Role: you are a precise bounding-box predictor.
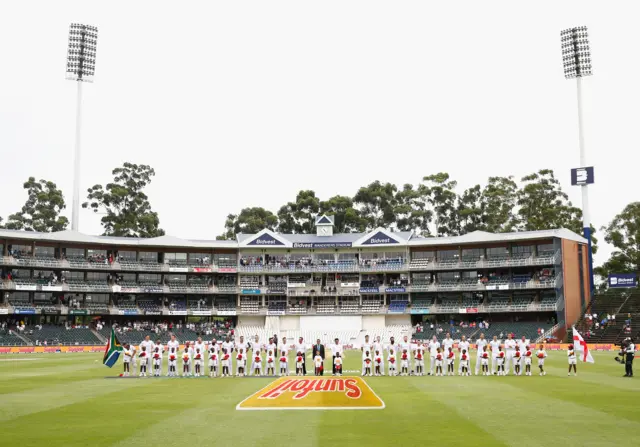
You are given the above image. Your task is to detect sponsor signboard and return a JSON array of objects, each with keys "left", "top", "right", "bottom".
[
  {"left": 385, "top": 287, "right": 406, "bottom": 293},
  {"left": 608, "top": 273, "right": 637, "bottom": 289},
  {"left": 14, "top": 309, "right": 36, "bottom": 314},
  {"left": 267, "top": 310, "right": 286, "bottom": 316},
  {"left": 41, "top": 285, "right": 63, "bottom": 292},
  {"left": 247, "top": 233, "right": 285, "bottom": 246},
  {"left": 466, "top": 307, "right": 478, "bottom": 314},
  {"left": 218, "top": 268, "right": 237, "bottom": 273},
  {"left": 217, "top": 310, "right": 237, "bottom": 316},
  {"left": 292, "top": 242, "right": 353, "bottom": 249},
  {"left": 168, "top": 310, "right": 187, "bottom": 316},
  {"left": 361, "top": 231, "right": 399, "bottom": 246},
  {"left": 191, "top": 310, "right": 212, "bottom": 316},
  {"left": 458, "top": 308, "right": 467, "bottom": 314},
  {"left": 145, "top": 311, "right": 162, "bottom": 316},
  {"left": 236, "top": 377, "right": 384, "bottom": 411},
  {"left": 340, "top": 282, "right": 359, "bottom": 288},
  {"left": 241, "top": 289, "right": 261, "bottom": 295},
  {"left": 570, "top": 166, "right": 595, "bottom": 186},
  {"left": 287, "top": 283, "right": 306, "bottom": 288},
  {"left": 118, "top": 310, "right": 139, "bottom": 316},
  {"left": 359, "top": 287, "right": 380, "bottom": 294},
  {"left": 15, "top": 284, "right": 37, "bottom": 291},
  {"left": 410, "top": 309, "right": 430, "bottom": 314},
  {"left": 169, "top": 267, "right": 189, "bottom": 273},
  {"left": 0, "top": 308, "right": 9, "bottom": 315},
  {"left": 192, "top": 267, "right": 212, "bottom": 273},
  {"left": 69, "top": 309, "right": 89, "bottom": 315}
]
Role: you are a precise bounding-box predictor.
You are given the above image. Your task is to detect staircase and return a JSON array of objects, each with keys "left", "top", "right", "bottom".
[
  {"left": 14, "top": 331, "right": 33, "bottom": 346},
  {"left": 92, "top": 328, "right": 107, "bottom": 344}
]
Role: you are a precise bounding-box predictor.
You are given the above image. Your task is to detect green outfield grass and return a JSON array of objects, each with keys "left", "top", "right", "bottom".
[{"left": 0, "top": 351, "right": 638, "bottom": 447}]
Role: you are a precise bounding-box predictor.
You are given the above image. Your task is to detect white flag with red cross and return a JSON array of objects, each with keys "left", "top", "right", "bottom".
[{"left": 572, "top": 327, "right": 594, "bottom": 363}]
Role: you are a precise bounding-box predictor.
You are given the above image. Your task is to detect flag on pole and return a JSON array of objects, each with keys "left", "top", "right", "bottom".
[
  {"left": 572, "top": 327, "right": 594, "bottom": 363},
  {"left": 103, "top": 328, "right": 124, "bottom": 368}
]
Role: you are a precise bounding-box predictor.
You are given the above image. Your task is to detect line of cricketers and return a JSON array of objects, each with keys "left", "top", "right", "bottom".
[{"left": 120, "top": 332, "right": 551, "bottom": 378}]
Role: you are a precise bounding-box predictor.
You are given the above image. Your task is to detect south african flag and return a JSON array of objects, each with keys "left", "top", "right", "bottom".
[{"left": 103, "top": 328, "right": 123, "bottom": 368}]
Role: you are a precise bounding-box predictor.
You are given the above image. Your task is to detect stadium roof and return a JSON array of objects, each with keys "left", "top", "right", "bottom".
[
  {"left": 407, "top": 229, "right": 587, "bottom": 246},
  {"left": 0, "top": 228, "right": 586, "bottom": 249}
]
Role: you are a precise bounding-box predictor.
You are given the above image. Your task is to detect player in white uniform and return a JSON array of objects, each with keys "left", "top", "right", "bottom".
[
  {"left": 152, "top": 346, "right": 163, "bottom": 377},
  {"left": 193, "top": 346, "right": 204, "bottom": 377},
  {"left": 139, "top": 336, "right": 155, "bottom": 377},
  {"left": 414, "top": 342, "right": 426, "bottom": 376},
  {"left": 266, "top": 348, "right": 276, "bottom": 376},
  {"left": 567, "top": 343, "right": 577, "bottom": 376},
  {"left": 386, "top": 337, "right": 398, "bottom": 376},
  {"left": 523, "top": 346, "right": 533, "bottom": 376},
  {"left": 252, "top": 349, "right": 262, "bottom": 376},
  {"left": 480, "top": 345, "right": 490, "bottom": 375},
  {"left": 182, "top": 346, "right": 191, "bottom": 377},
  {"left": 428, "top": 336, "right": 440, "bottom": 376},
  {"left": 361, "top": 335, "right": 373, "bottom": 376},
  {"left": 504, "top": 334, "right": 516, "bottom": 375},
  {"left": 167, "top": 345, "right": 178, "bottom": 377},
  {"left": 373, "top": 336, "right": 385, "bottom": 376},
  {"left": 388, "top": 347, "right": 397, "bottom": 376},
  {"left": 266, "top": 338, "right": 277, "bottom": 361},
  {"left": 295, "top": 337, "right": 307, "bottom": 376},
  {"left": 330, "top": 338, "right": 345, "bottom": 376},
  {"left": 221, "top": 348, "right": 231, "bottom": 377},
  {"left": 250, "top": 335, "right": 262, "bottom": 376},
  {"left": 489, "top": 336, "right": 501, "bottom": 375},
  {"left": 435, "top": 348, "right": 444, "bottom": 376},
  {"left": 166, "top": 335, "right": 180, "bottom": 377},
  {"left": 235, "top": 336, "right": 249, "bottom": 377},
  {"left": 122, "top": 344, "right": 132, "bottom": 376},
  {"left": 536, "top": 344, "right": 547, "bottom": 376},
  {"left": 236, "top": 348, "right": 246, "bottom": 377},
  {"left": 513, "top": 345, "right": 522, "bottom": 376},
  {"left": 517, "top": 336, "right": 528, "bottom": 355},
  {"left": 279, "top": 337, "right": 290, "bottom": 376},
  {"left": 442, "top": 333, "right": 454, "bottom": 358},
  {"left": 475, "top": 333, "right": 488, "bottom": 375},
  {"left": 458, "top": 336, "right": 470, "bottom": 375},
  {"left": 399, "top": 335, "right": 413, "bottom": 375},
  {"left": 446, "top": 347, "right": 455, "bottom": 376},
  {"left": 208, "top": 340, "right": 219, "bottom": 377}
]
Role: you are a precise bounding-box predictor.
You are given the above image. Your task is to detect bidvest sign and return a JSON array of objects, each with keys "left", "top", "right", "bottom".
[
  {"left": 361, "top": 232, "right": 399, "bottom": 245},
  {"left": 247, "top": 234, "right": 284, "bottom": 246}
]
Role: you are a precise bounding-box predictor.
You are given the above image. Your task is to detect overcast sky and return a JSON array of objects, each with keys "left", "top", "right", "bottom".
[{"left": 0, "top": 1, "right": 637, "bottom": 265}]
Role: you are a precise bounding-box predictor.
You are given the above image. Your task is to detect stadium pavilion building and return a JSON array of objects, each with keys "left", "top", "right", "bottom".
[{"left": 0, "top": 216, "right": 590, "bottom": 343}]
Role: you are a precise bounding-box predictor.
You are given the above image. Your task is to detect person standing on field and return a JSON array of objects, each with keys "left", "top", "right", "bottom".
[{"left": 475, "top": 333, "right": 488, "bottom": 376}]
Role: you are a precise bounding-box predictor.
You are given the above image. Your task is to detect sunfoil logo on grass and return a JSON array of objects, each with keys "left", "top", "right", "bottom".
[{"left": 236, "top": 376, "right": 385, "bottom": 410}]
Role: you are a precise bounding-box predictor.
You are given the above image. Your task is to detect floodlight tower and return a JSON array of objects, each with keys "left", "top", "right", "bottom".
[
  {"left": 561, "top": 26, "right": 594, "bottom": 294},
  {"left": 66, "top": 23, "right": 98, "bottom": 231}
]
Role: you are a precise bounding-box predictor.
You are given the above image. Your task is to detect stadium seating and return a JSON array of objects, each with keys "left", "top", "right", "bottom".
[
  {"left": 239, "top": 276, "right": 260, "bottom": 288},
  {"left": 388, "top": 300, "right": 408, "bottom": 313},
  {"left": 288, "top": 303, "right": 308, "bottom": 314},
  {"left": 21, "top": 325, "right": 101, "bottom": 345},
  {"left": 0, "top": 330, "right": 27, "bottom": 346},
  {"left": 481, "top": 322, "right": 554, "bottom": 341},
  {"left": 268, "top": 301, "right": 286, "bottom": 314},
  {"left": 361, "top": 298, "right": 382, "bottom": 313},
  {"left": 240, "top": 298, "right": 260, "bottom": 314},
  {"left": 216, "top": 298, "right": 237, "bottom": 314},
  {"left": 316, "top": 298, "right": 336, "bottom": 314},
  {"left": 138, "top": 299, "right": 161, "bottom": 313},
  {"left": 339, "top": 298, "right": 359, "bottom": 314},
  {"left": 411, "top": 297, "right": 434, "bottom": 312},
  {"left": 409, "top": 258, "right": 431, "bottom": 269}
]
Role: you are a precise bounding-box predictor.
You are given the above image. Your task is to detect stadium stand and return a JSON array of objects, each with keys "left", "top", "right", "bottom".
[{"left": 21, "top": 325, "right": 101, "bottom": 346}]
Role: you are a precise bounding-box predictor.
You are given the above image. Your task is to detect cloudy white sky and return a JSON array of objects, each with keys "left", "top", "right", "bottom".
[{"left": 0, "top": 1, "right": 637, "bottom": 265}]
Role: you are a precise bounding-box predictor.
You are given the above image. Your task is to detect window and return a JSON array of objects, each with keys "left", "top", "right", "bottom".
[
  {"left": 139, "top": 252, "right": 158, "bottom": 262},
  {"left": 119, "top": 250, "right": 136, "bottom": 261},
  {"left": 35, "top": 246, "right": 55, "bottom": 257},
  {"left": 512, "top": 245, "right": 533, "bottom": 257},
  {"left": 65, "top": 248, "right": 85, "bottom": 257},
  {"left": 87, "top": 272, "right": 108, "bottom": 281},
  {"left": 461, "top": 248, "right": 483, "bottom": 259},
  {"left": 437, "top": 249, "right": 459, "bottom": 261},
  {"left": 412, "top": 251, "right": 435, "bottom": 261},
  {"left": 164, "top": 253, "right": 187, "bottom": 263},
  {"left": 486, "top": 247, "right": 509, "bottom": 258},
  {"left": 537, "top": 243, "right": 554, "bottom": 256}
]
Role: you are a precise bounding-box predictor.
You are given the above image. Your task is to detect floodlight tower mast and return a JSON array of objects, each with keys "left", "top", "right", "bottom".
[
  {"left": 561, "top": 26, "right": 594, "bottom": 294},
  {"left": 66, "top": 23, "right": 98, "bottom": 231}
]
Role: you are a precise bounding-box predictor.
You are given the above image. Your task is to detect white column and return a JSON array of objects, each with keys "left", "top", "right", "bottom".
[{"left": 71, "top": 81, "right": 83, "bottom": 231}]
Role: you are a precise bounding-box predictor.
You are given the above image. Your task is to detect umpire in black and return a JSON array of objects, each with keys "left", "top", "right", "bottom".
[{"left": 625, "top": 337, "right": 636, "bottom": 377}]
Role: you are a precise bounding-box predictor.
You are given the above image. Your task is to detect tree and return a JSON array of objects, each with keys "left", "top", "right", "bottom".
[
  {"left": 457, "top": 184, "right": 486, "bottom": 234},
  {"left": 82, "top": 163, "right": 164, "bottom": 238},
  {"left": 421, "top": 173, "right": 458, "bottom": 236},
  {"left": 4, "top": 177, "right": 68, "bottom": 232},
  {"left": 482, "top": 176, "right": 518, "bottom": 233},
  {"left": 219, "top": 207, "right": 278, "bottom": 240},
  {"left": 319, "top": 195, "right": 365, "bottom": 233},
  {"left": 595, "top": 202, "right": 640, "bottom": 280},
  {"left": 394, "top": 184, "right": 432, "bottom": 235},
  {"left": 515, "top": 169, "right": 597, "bottom": 253},
  {"left": 353, "top": 181, "right": 398, "bottom": 230},
  {"left": 276, "top": 190, "right": 320, "bottom": 234}
]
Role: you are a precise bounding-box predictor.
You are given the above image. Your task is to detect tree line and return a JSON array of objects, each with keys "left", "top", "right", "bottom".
[{"left": 0, "top": 163, "right": 637, "bottom": 283}]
